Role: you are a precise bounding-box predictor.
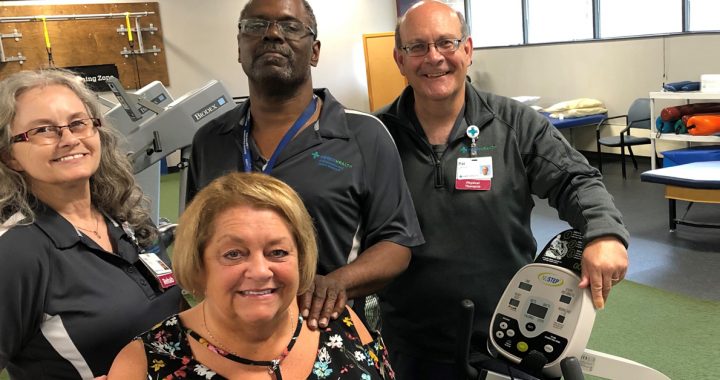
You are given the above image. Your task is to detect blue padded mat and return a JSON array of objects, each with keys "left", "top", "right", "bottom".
[
  {"left": 662, "top": 145, "right": 720, "bottom": 167},
  {"left": 542, "top": 113, "right": 607, "bottom": 130}
]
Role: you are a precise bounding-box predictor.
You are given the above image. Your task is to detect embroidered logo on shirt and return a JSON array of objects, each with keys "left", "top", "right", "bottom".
[
  {"left": 460, "top": 145, "right": 496, "bottom": 154},
  {"left": 311, "top": 151, "right": 353, "bottom": 172}
]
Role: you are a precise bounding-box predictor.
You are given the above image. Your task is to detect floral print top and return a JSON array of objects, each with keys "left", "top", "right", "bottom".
[{"left": 137, "top": 308, "right": 395, "bottom": 379}]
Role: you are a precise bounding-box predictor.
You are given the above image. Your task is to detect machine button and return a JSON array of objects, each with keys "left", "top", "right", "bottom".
[
  {"left": 507, "top": 329, "right": 515, "bottom": 337},
  {"left": 496, "top": 331, "right": 505, "bottom": 339},
  {"left": 544, "top": 344, "right": 554, "bottom": 353},
  {"left": 557, "top": 315, "right": 566, "bottom": 323},
  {"left": 526, "top": 322, "right": 536, "bottom": 331},
  {"left": 517, "top": 342, "right": 529, "bottom": 352},
  {"left": 499, "top": 322, "right": 508, "bottom": 329},
  {"left": 126, "top": 267, "right": 135, "bottom": 273},
  {"left": 509, "top": 298, "right": 520, "bottom": 307}
]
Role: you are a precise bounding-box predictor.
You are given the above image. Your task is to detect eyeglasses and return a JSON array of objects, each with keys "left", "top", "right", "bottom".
[
  {"left": 239, "top": 18, "right": 315, "bottom": 40},
  {"left": 400, "top": 38, "right": 466, "bottom": 57},
  {"left": 10, "top": 118, "right": 101, "bottom": 145}
]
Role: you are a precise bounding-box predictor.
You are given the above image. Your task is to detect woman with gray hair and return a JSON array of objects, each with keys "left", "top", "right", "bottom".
[{"left": 0, "top": 69, "right": 183, "bottom": 379}]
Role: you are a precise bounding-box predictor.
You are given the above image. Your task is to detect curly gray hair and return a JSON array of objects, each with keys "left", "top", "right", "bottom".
[{"left": 0, "top": 69, "right": 157, "bottom": 246}]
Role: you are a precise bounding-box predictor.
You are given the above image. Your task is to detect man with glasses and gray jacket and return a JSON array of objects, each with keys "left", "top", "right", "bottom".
[{"left": 375, "top": 2, "right": 629, "bottom": 378}]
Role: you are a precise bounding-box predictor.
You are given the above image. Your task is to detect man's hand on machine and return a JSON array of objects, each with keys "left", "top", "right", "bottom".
[
  {"left": 298, "top": 274, "right": 348, "bottom": 330},
  {"left": 578, "top": 236, "right": 629, "bottom": 309}
]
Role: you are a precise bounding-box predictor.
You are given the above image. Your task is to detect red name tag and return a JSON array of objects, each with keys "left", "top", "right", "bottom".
[
  {"left": 456, "top": 179, "right": 492, "bottom": 191},
  {"left": 157, "top": 273, "right": 177, "bottom": 289}
]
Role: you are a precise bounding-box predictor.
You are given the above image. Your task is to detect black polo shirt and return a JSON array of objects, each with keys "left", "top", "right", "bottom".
[
  {"left": 0, "top": 203, "right": 183, "bottom": 379},
  {"left": 187, "top": 89, "right": 424, "bottom": 274}
]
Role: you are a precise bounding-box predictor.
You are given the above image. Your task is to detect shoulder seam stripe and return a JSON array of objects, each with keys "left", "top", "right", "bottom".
[
  {"left": 0, "top": 212, "right": 26, "bottom": 238},
  {"left": 344, "top": 109, "right": 397, "bottom": 147}
]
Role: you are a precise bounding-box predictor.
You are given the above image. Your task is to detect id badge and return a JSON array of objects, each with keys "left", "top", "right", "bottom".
[
  {"left": 138, "top": 253, "right": 177, "bottom": 289},
  {"left": 456, "top": 157, "right": 492, "bottom": 191}
]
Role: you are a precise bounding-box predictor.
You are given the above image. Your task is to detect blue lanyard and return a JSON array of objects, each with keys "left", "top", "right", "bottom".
[{"left": 242, "top": 96, "right": 317, "bottom": 174}]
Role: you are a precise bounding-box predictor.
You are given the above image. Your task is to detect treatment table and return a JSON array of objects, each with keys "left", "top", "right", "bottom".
[{"left": 640, "top": 161, "right": 720, "bottom": 231}]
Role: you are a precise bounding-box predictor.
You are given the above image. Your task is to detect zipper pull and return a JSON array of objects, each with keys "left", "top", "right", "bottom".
[{"left": 434, "top": 159, "right": 444, "bottom": 188}]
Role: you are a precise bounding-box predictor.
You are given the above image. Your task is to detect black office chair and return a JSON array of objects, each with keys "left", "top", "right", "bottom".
[{"left": 595, "top": 98, "right": 651, "bottom": 179}]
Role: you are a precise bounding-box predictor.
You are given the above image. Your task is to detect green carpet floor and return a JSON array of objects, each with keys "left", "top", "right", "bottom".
[
  {"left": 2, "top": 173, "right": 717, "bottom": 379},
  {"left": 159, "top": 171, "right": 183, "bottom": 223},
  {"left": 585, "top": 280, "right": 720, "bottom": 379}
]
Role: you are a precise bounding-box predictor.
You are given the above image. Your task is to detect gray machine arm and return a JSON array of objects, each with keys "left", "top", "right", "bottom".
[
  {"left": 102, "top": 77, "right": 236, "bottom": 220},
  {"left": 124, "top": 80, "right": 235, "bottom": 174},
  {"left": 104, "top": 77, "right": 174, "bottom": 138},
  {"left": 104, "top": 77, "right": 235, "bottom": 174}
]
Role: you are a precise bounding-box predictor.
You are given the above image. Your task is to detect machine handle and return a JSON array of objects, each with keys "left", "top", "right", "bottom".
[
  {"left": 145, "top": 130, "right": 163, "bottom": 156},
  {"left": 456, "top": 299, "right": 479, "bottom": 380},
  {"left": 560, "top": 357, "right": 585, "bottom": 380}
]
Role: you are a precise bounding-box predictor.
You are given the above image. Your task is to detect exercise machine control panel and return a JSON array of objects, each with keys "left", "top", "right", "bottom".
[{"left": 490, "top": 230, "right": 596, "bottom": 378}]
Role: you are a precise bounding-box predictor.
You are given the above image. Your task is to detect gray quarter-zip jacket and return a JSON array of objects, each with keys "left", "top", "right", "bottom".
[{"left": 375, "top": 82, "right": 628, "bottom": 361}]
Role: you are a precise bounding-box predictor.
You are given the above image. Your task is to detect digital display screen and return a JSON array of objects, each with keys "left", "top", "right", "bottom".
[
  {"left": 519, "top": 282, "right": 532, "bottom": 291},
  {"left": 527, "top": 302, "right": 548, "bottom": 319},
  {"left": 560, "top": 295, "right": 572, "bottom": 304}
]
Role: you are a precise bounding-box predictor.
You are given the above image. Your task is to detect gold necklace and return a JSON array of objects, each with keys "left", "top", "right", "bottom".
[
  {"left": 202, "top": 301, "right": 238, "bottom": 356},
  {"left": 75, "top": 210, "right": 101, "bottom": 239},
  {"left": 201, "top": 301, "right": 298, "bottom": 376}
]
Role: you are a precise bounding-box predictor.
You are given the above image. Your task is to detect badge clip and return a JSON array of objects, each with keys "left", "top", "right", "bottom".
[{"left": 466, "top": 125, "right": 479, "bottom": 157}]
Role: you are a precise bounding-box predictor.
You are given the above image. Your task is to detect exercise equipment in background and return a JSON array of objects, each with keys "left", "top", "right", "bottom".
[
  {"left": 101, "top": 77, "right": 236, "bottom": 221},
  {"left": 457, "top": 230, "right": 671, "bottom": 380}
]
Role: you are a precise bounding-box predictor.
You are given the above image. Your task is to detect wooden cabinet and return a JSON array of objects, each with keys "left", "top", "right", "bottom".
[
  {"left": 363, "top": 32, "right": 407, "bottom": 111},
  {"left": 649, "top": 91, "right": 720, "bottom": 169}
]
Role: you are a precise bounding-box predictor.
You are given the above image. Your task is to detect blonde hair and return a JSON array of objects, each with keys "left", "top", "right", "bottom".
[
  {"left": 173, "top": 172, "right": 318, "bottom": 297},
  {"left": 0, "top": 69, "right": 156, "bottom": 246}
]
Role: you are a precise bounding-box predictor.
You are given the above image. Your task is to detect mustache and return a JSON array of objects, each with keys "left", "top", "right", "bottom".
[{"left": 254, "top": 43, "right": 292, "bottom": 58}]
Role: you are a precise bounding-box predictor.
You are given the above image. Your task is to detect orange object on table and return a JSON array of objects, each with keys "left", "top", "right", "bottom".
[{"left": 686, "top": 114, "right": 720, "bottom": 135}]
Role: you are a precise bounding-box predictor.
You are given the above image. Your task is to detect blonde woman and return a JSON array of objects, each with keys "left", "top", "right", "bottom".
[{"left": 110, "top": 172, "right": 394, "bottom": 379}]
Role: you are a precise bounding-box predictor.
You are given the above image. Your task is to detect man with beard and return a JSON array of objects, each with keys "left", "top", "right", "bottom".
[
  {"left": 186, "top": 0, "right": 423, "bottom": 332},
  {"left": 375, "top": 1, "right": 628, "bottom": 378}
]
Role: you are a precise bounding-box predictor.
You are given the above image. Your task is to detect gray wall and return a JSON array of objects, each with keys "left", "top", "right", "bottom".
[
  {"left": 470, "top": 34, "right": 720, "bottom": 153},
  {"left": 1, "top": 0, "right": 398, "bottom": 112},
  {"left": 4, "top": 1, "right": 720, "bottom": 155}
]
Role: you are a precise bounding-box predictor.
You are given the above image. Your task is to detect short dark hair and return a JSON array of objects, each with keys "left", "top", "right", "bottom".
[
  {"left": 394, "top": 3, "right": 469, "bottom": 49},
  {"left": 240, "top": 0, "right": 318, "bottom": 40}
]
